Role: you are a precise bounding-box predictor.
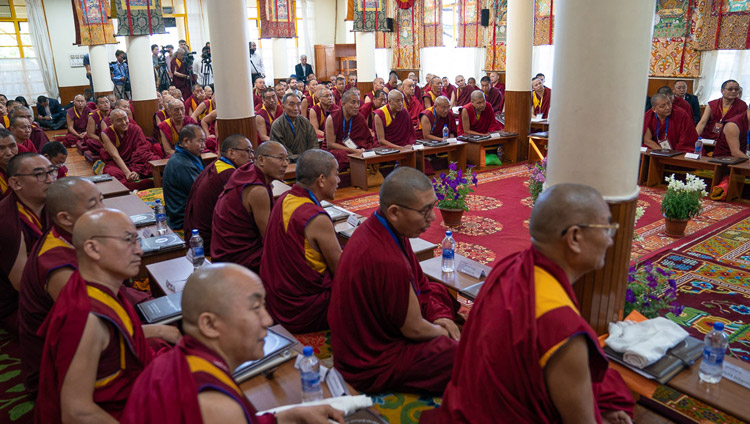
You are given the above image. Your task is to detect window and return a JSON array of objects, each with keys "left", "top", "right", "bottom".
[
  {"left": 0, "top": 0, "right": 32, "bottom": 59},
  {"left": 161, "top": 0, "right": 191, "bottom": 49},
  {"left": 700, "top": 50, "right": 750, "bottom": 103}
]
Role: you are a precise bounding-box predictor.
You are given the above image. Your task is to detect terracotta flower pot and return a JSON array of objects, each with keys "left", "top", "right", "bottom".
[
  {"left": 439, "top": 207, "right": 464, "bottom": 226},
  {"left": 664, "top": 216, "right": 689, "bottom": 238}
]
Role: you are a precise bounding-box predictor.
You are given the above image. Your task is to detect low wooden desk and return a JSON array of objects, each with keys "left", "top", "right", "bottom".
[
  {"left": 725, "top": 160, "right": 750, "bottom": 202},
  {"left": 465, "top": 133, "right": 518, "bottom": 168},
  {"left": 645, "top": 152, "right": 727, "bottom": 191},
  {"left": 421, "top": 253, "right": 491, "bottom": 299},
  {"left": 149, "top": 152, "right": 218, "bottom": 188},
  {"left": 410, "top": 238, "right": 437, "bottom": 262},
  {"left": 530, "top": 119, "right": 549, "bottom": 132},
  {"left": 145, "top": 256, "right": 196, "bottom": 297},
  {"left": 528, "top": 132, "right": 548, "bottom": 164},
  {"left": 348, "top": 147, "right": 417, "bottom": 190},
  {"left": 91, "top": 178, "right": 130, "bottom": 198},
  {"left": 638, "top": 152, "right": 650, "bottom": 185},
  {"left": 284, "top": 163, "right": 297, "bottom": 181},
  {"left": 415, "top": 141, "right": 467, "bottom": 173}
]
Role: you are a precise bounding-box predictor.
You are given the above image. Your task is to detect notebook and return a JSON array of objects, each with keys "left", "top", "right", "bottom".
[
  {"left": 373, "top": 148, "right": 399, "bottom": 155},
  {"left": 325, "top": 205, "right": 350, "bottom": 222},
  {"left": 458, "top": 281, "right": 485, "bottom": 301},
  {"left": 649, "top": 149, "right": 683, "bottom": 157},
  {"left": 136, "top": 292, "right": 183, "bottom": 324},
  {"left": 129, "top": 213, "right": 156, "bottom": 227},
  {"left": 232, "top": 329, "right": 298, "bottom": 382},
  {"left": 708, "top": 156, "right": 749, "bottom": 165},
  {"left": 604, "top": 335, "right": 703, "bottom": 384},
  {"left": 345, "top": 409, "right": 388, "bottom": 423},
  {"left": 86, "top": 174, "right": 113, "bottom": 183},
  {"left": 457, "top": 134, "right": 491, "bottom": 142},
  {"left": 416, "top": 139, "right": 449, "bottom": 147}
]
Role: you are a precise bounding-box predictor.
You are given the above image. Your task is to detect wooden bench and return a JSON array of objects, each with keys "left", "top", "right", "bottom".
[
  {"left": 420, "top": 253, "right": 491, "bottom": 300},
  {"left": 283, "top": 163, "right": 296, "bottom": 181},
  {"left": 149, "top": 152, "right": 218, "bottom": 188},
  {"left": 415, "top": 140, "right": 467, "bottom": 174},
  {"left": 725, "top": 160, "right": 750, "bottom": 201},
  {"left": 464, "top": 133, "right": 518, "bottom": 168},
  {"left": 645, "top": 151, "right": 728, "bottom": 191},
  {"left": 347, "top": 147, "right": 417, "bottom": 190},
  {"left": 528, "top": 131, "right": 548, "bottom": 164},
  {"left": 88, "top": 177, "right": 130, "bottom": 198}
]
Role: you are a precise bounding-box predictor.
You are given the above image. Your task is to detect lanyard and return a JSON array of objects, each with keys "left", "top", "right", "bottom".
[
  {"left": 343, "top": 116, "right": 352, "bottom": 138},
  {"left": 176, "top": 145, "right": 204, "bottom": 171},
  {"left": 656, "top": 116, "right": 669, "bottom": 141},
  {"left": 285, "top": 114, "right": 295, "bottom": 136},
  {"left": 304, "top": 188, "right": 320, "bottom": 206},
  {"left": 219, "top": 156, "right": 234, "bottom": 167},
  {"left": 428, "top": 108, "right": 436, "bottom": 133},
  {"left": 374, "top": 210, "right": 420, "bottom": 295}
]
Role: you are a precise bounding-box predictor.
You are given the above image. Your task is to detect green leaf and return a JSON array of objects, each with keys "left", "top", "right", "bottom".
[
  {"left": 5, "top": 384, "right": 24, "bottom": 393},
  {"left": 8, "top": 401, "right": 34, "bottom": 421},
  {"left": 0, "top": 370, "right": 21, "bottom": 383}
]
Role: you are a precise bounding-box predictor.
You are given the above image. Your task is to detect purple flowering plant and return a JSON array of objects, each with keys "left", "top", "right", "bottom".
[
  {"left": 528, "top": 157, "right": 547, "bottom": 204},
  {"left": 625, "top": 261, "right": 684, "bottom": 319},
  {"left": 432, "top": 162, "right": 478, "bottom": 212}
]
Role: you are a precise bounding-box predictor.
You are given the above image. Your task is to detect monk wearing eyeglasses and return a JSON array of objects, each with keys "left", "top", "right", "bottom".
[{"left": 695, "top": 79, "right": 748, "bottom": 140}]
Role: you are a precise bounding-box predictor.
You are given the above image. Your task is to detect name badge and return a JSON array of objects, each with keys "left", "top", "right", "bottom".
[
  {"left": 713, "top": 122, "right": 723, "bottom": 133},
  {"left": 413, "top": 143, "right": 425, "bottom": 150},
  {"left": 362, "top": 151, "right": 376, "bottom": 158},
  {"left": 659, "top": 140, "right": 671, "bottom": 149},
  {"left": 684, "top": 153, "right": 700, "bottom": 160},
  {"left": 343, "top": 137, "right": 357, "bottom": 149},
  {"left": 640, "top": 146, "right": 648, "bottom": 152}
]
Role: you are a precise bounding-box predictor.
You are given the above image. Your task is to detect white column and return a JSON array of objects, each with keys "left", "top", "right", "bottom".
[
  {"left": 546, "top": 0, "right": 655, "bottom": 200},
  {"left": 207, "top": 0, "right": 254, "bottom": 117},
  {"left": 272, "top": 38, "right": 289, "bottom": 81},
  {"left": 125, "top": 36, "right": 157, "bottom": 101},
  {"left": 355, "top": 32, "right": 375, "bottom": 82},
  {"left": 89, "top": 45, "right": 113, "bottom": 93},
  {"left": 505, "top": 0, "right": 533, "bottom": 91}
]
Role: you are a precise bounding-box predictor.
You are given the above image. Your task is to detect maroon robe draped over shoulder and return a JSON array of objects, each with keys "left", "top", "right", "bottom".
[
  {"left": 442, "top": 83, "right": 455, "bottom": 100},
  {"left": 642, "top": 108, "right": 698, "bottom": 153},
  {"left": 423, "top": 90, "right": 441, "bottom": 107},
  {"left": 419, "top": 107, "right": 458, "bottom": 138},
  {"left": 700, "top": 98, "right": 748, "bottom": 140},
  {"left": 211, "top": 163, "right": 272, "bottom": 273},
  {"left": 85, "top": 109, "right": 109, "bottom": 154},
  {"left": 715, "top": 112, "right": 749, "bottom": 157},
  {"left": 672, "top": 96, "right": 693, "bottom": 119},
  {"left": 430, "top": 247, "right": 633, "bottom": 423},
  {"left": 17, "top": 138, "right": 37, "bottom": 153},
  {"left": 328, "top": 210, "right": 458, "bottom": 394},
  {"left": 533, "top": 87, "right": 552, "bottom": 119},
  {"left": 35, "top": 271, "right": 153, "bottom": 423},
  {"left": 158, "top": 116, "right": 199, "bottom": 149},
  {"left": 120, "top": 334, "right": 275, "bottom": 424},
  {"left": 101, "top": 123, "right": 160, "bottom": 184},
  {"left": 373, "top": 105, "right": 416, "bottom": 146},
  {"left": 257, "top": 104, "right": 283, "bottom": 141},
  {"left": 183, "top": 158, "right": 237, "bottom": 252},
  {"left": 458, "top": 103, "right": 502, "bottom": 135},
  {"left": 359, "top": 101, "right": 376, "bottom": 128},
  {"left": 404, "top": 94, "right": 423, "bottom": 128},
  {"left": 261, "top": 185, "right": 333, "bottom": 333},
  {"left": 454, "top": 86, "right": 478, "bottom": 107},
  {"left": 485, "top": 87, "right": 504, "bottom": 113},
  {"left": 0, "top": 168, "right": 9, "bottom": 199},
  {"left": 324, "top": 109, "right": 377, "bottom": 170},
  {"left": 30, "top": 124, "right": 49, "bottom": 152},
  {"left": 153, "top": 109, "right": 168, "bottom": 140},
  {"left": 311, "top": 104, "right": 340, "bottom": 132},
  {"left": 61, "top": 106, "right": 90, "bottom": 147}
]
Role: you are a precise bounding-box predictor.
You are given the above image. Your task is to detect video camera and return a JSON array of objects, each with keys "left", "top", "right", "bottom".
[
  {"left": 157, "top": 46, "right": 169, "bottom": 67},
  {"left": 201, "top": 45, "right": 211, "bottom": 63},
  {"left": 183, "top": 51, "right": 197, "bottom": 68}
]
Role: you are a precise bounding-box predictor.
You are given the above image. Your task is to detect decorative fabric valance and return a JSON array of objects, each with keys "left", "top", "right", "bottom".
[
  {"left": 71, "top": 0, "right": 117, "bottom": 45},
  {"left": 259, "top": 0, "right": 297, "bottom": 38}
]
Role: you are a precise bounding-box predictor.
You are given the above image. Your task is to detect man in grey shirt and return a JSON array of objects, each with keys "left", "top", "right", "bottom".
[
  {"left": 249, "top": 41, "right": 265, "bottom": 84},
  {"left": 270, "top": 93, "right": 318, "bottom": 162}
]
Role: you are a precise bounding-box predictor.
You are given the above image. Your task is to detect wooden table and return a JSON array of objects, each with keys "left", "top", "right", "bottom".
[
  {"left": 420, "top": 253, "right": 492, "bottom": 299},
  {"left": 645, "top": 151, "right": 727, "bottom": 191},
  {"left": 89, "top": 177, "right": 130, "bottom": 198},
  {"left": 465, "top": 133, "right": 518, "bottom": 168},
  {"left": 348, "top": 147, "right": 417, "bottom": 190},
  {"left": 283, "top": 163, "right": 297, "bottom": 181},
  {"left": 530, "top": 119, "right": 549, "bottom": 132},
  {"left": 410, "top": 238, "right": 438, "bottom": 262},
  {"left": 528, "top": 132, "right": 548, "bottom": 164},
  {"left": 149, "top": 152, "right": 218, "bottom": 188},
  {"left": 415, "top": 141, "right": 467, "bottom": 173},
  {"left": 638, "top": 151, "right": 650, "bottom": 185},
  {"left": 725, "top": 160, "right": 750, "bottom": 202}
]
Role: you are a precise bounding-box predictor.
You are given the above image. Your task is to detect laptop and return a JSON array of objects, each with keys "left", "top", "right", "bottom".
[
  {"left": 458, "top": 281, "right": 485, "bottom": 301},
  {"left": 232, "top": 328, "right": 298, "bottom": 382},
  {"left": 649, "top": 149, "right": 683, "bottom": 157},
  {"left": 373, "top": 147, "right": 399, "bottom": 155},
  {"left": 708, "top": 156, "right": 749, "bottom": 165},
  {"left": 416, "top": 139, "right": 449, "bottom": 147},
  {"left": 457, "top": 134, "right": 491, "bottom": 142},
  {"left": 129, "top": 213, "right": 156, "bottom": 227},
  {"left": 140, "top": 234, "right": 185, "bottom": 254}
]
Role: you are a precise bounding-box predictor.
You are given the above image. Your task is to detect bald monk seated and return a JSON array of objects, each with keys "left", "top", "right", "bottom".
[
  {"left": 159, "top": 99, "right": 199, "bottom": 157},
  {"left": 373, "top": 90, "right": 417, "bottom": 148},
  {"left": 360, "top": 89, "right": 387, "bottom": 132},
  {"left": 643, "top": 93, "right": 698, "bottom": 152},
  {"left": 0, "top": 128, "right": 19, "bottom": 199},
  {"left": 650, "top": 86, "right": 692, "bottom": 119},
  {"left": 163, "top": 125, "right": 207, "bottom": 230},
  {"left": 184, "top": 135, "right": 254, "bottom": 254},
  {"left": 458, "top": 91, "right": 502, "bottom": 136},
  {"left": 423, "top": 76, "right": 444, "bottom": 109},
  {"left": 401, "top": 78, "right": 424, "bottom": 129},
  {"left": 256, "top": 88, "right": 283, "bottom": 143},
  {"left": 324, "top": 90, "right": 378, "bottom": 170},
  {"left": 310, "top": 87, "right": 341, "bottom": 139},
  {"left": 120, "top": 264, "right": 345, "bottom": 424},
  {"left": 9, "top": 116, "right": 36, "bottom": 153},
  {"left": 261, "top": 150, "right": 342, "bottom": 333},
  {"left": 695, "top": 79, "right": 748, "bottom": 140},
  {"left": 270, "top": 94, "right": 319, "bottom": 162},
  {"left": 532, "top": 77, "right": 551, "bottom": 119},
  {"left": 364, "top": 77, "right": 386, "bottom": 104},
  {"left": 100, "top": 109, "right": 161, "bottom": 191},
  {"left": 183, "top": 84, "right": 206, "bottom": 118},
  {"left": 329, "top": 167, "right": 460, "bottom": 394},
  {"left": 420, "top": 96, "right": 458, "bottom": 141},
  {"left": 211, "top": 141, "right": 289, "bottom": 273},
  {"left": 451, "top": 75, "right": 478, "bottom": 108},
  {"left": 85, "top": 95, "right": 111, "bottom": 155},
  {"left": 433, "top": 184, "right": 634, "bottom": 423},
  {"left": 35, "top": 209, "right": 181, "bottom": 423},
  {"left": 480, "top": 76, "right": 503, "bottom": 114},
  {"left": 60, "top": 95, "right": 90, "bottom": 147},
  {"left": 0, "top": 153, "right": 53, "bottom": 335},
  {"left": 8, "top": 105, "right": 49, "bottom": 152},
  {"left": 715, "top": 108, "right": 750, "bottom": 158}
]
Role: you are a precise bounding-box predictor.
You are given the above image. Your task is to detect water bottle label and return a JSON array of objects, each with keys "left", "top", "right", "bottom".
[
  {"left": 156, "top": 213, "right": 166, "bottom": 221},
  {"left": 193, "top": 246, "right": 204, "bottom": 257},
  {"left": 703, "top": 346, "right": 725, "bottom": 365},
  {"left": 301, "top": 371, "right": 320, "bottom": 391},
  {"left": 442, "top": 249, "right": 454, "bottom": 260}
]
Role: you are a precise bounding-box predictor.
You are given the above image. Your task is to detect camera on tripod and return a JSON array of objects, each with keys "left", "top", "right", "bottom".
[
  {"left": 201, "top": 45, "right": 211, "bottom": 63},
  {"left": 183, "top": 51, "right": 197, "bottom": 67}
]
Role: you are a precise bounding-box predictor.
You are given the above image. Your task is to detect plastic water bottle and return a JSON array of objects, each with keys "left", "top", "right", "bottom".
[
  {"left": 154, "top": 199, "right": 167, "bottom": 235},
  {"left": 189, "top": 229, "right": 205, "bottom": 271},
  {"left": 441, "top": 230, "right": 456, "bottom": 272},
  {"left": 442, "top": 124, "right": 449, "bottom": 142},
  {"left": 300, "top": 346, "right": 323, "bottom": 402},
  {"left": 698, "top": 322, "right": 729, "bottom": 383},
  {"left": 694, "top": 139, "right": 703, "bottom": 158}
]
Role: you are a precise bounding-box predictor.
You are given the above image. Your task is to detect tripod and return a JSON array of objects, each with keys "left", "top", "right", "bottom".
[
  {"left": 157, "top": 63, "right": 171, "bottom": 91},
  {"left": 201, "top": 59, "right": 212, "bottom": 87}
]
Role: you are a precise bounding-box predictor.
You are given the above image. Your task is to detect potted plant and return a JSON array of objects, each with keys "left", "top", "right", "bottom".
[
  {"left": 625, "top": 261, "right": 684, "bottom": 319},
  {"left": 433, "top": 162, "right": 478, "bottom": 226},
  {"left": 661, "top": 173, "right": 708, "bottom": 237},
  {"left": 527, "top": 157, "right": 547, "bottom": 204}
]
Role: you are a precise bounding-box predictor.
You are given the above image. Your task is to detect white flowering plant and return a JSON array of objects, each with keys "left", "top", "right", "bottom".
[
  {"left": 661, "top": 173, "right": 708, "bottom": 220},
  {"left": 633, "top": 206, "right": 645, "bottom": 241}
]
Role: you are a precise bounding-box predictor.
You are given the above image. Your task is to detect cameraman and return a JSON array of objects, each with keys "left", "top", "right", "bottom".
[
  {"left": 171, "top": 47, "right": 192, "bottom": 100},
  {"left": 112, "top": 50, "right": 130, "bottom": 100},
  {"left": 249, "top": 41, "right": 265, "bottom": 84}
]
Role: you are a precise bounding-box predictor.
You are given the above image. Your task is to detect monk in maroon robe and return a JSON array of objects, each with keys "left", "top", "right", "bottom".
[
  {"left": 36, "top": 209, "right": 180, "bottom": 423},
  {"left": 696, "top": 79, "right": 748, "bottom": 140},
  {"left": 458, "top": 91, "right": 503, "bottom": 135},
  {"left": 373, "top": 90, "right": 417, "bottom": 147},
  {"left": 0, "top": 153, "right": 52, "bottom": 336},
  {"left": 451, "top": 76, "right": 478, "bottom": 108},
  {"left": 8, "top": 105, "right": 48, "bottom": 152},
  {"left": 359, "top": 90, "right": 387, "bottom": 130},
  {"left": 120, "top": 264, "right": 345, "bottom": 424},
  {"left": 364, "top": 78, "right": 385, "bottom": 103},
  {"left": 101, "top": 110, "right": 160, "bottom": 191},
  {"left": 424, "top": 76, "right": 444, "bottom": 108},
  {"left": 332, "top": 76, "right": 347, "bottom": 105},
  {"left": 85, "top": 95, "right": 111, "bottom": 155},
  {"left": 402, "top": 79, "right": 424, "bottom": 129},
  {"left": 441, "top": 77, "right": 455, "bottom": 102},
  {"left": 420, "top": 96, "right": 458, "bottom": 141},
  {"left": 253, "top": 78, "right": 266, "bottom": 112},
  {"left": 300, "top": 79, "right": 320, "bottom": 118},
  {"left": 0, "top": 129, "right": 18, "bottom": 199},
  {"left": 9, "top": 116, "right": 37, "bottom": 153},
  {"left": 480, "top": 76, "right": 504, "bottom": 113},
  {"left": 532, "top": 77, "right": 552, "bottom": 119},
  {"left": 183, "top": 84, "right": 206, "bottom": 118},
  {"left": 183, "top": 135, "right": 254, "bottom": 253},
  {"left": 310, "top": 88, "right": 340, "bottom": 138},
  {"left": 715, "top": 109, "right": 750, "bottom": 158},
  {"left": 255, "top": 88, "right": 283, "bottom": 143},
  {"left": 60, "top": 95, "right": 90, "bottom": 147},
  {"left": 159, "top": 99, "right": 198, "bottom": 157},
  {"left": 430, "top": 184, "right": 633, "bottom": 424},
  {"left": 211, "top": 141, "right": 288, "bottom": 273},
  {"left": 329, "top": 168, "right": 460, "bottom": 394},
  {"left": 642, "top": 94, "right": 698, "bottom": 153},
  {"left": 325, "top": 92, "right": 378, "bottom": 170}
]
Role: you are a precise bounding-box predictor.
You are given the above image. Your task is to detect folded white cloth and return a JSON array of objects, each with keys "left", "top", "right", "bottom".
[
  {"left": 605, "top": 317, "right": 689, "bottom": 369},
  {"left": 257, "top": 394, "right": 373, "bottom": 416}
]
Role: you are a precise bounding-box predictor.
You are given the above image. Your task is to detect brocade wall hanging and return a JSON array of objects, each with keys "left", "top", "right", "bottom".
[
  {"left": 457, "top": 0, "right": 484, "bottom": 47},
  {"left": 353, "top": 0, "right": 390, "bottom": 31},
  {"left": 484, "top": 0, "right": 507, "bottom": 71},
  {"left": 695, "top": 0, "right": 750, "bottom": 50},
  {"left": 533, "top": 0, "right": 554, "bottom": 45},
  {"left": 392, "top": 0, "right": 422, "bottom": 69},
  {"left": 650, "top": 0, "right": 701, "bottom": 77},
  {"left": 259, "top": 0, "right": 297, "bottom": 38},
  {"left": 71, "top": 0, "right": 116, "bottom": 45},
  {"left": 423, "top": 0, "right": 443, "bottom": 47},
  {"left": 113, "top": 0, "right": 166, "bottom": 37}
]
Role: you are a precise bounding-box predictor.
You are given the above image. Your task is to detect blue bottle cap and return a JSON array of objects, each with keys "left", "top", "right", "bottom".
[
  {"left": 446, "top": 230, "right": 452, "bottom": 237},
  {"left": 192, "top": 229, "right": 199, "bottom": 235},
  {"left": 713, "top": 322, "right": 724, "bottom": 331},
  {"left": 303, "top": 346, "right": 313, "bottom": 356},
  {"left": 155, "top": 199, "right": 161, "bottom": 204}
]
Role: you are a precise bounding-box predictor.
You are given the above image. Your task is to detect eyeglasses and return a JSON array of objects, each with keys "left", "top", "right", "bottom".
[
  {"left": 233, "top": 147, "right": 254, "bottom": 155},
  {"left": 395, "top": 201, "right": 437, "bottom": 220},
  {"left": 91, "top": 233, "right": 142, "bottom": 246},
  {"left": 724, "top": 87, "right": 741, "bottom": 92},
  {"left": 561, "top": 223, "right": 620, "bottom": 237},
  {"left": 15, "top": 168, "right": 57, "bottom": 182},
  {"left": 262, "top": 154, "right": 290, "bottom": 163}
]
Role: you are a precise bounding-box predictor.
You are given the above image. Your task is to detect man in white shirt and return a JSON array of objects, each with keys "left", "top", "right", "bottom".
[{"left": 249, "top": 41, "right": 265, "bottom": 84}]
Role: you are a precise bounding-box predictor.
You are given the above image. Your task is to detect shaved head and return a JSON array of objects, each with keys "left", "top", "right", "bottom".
[
  {"left": 168, "top": 99, "right": 183, "bottom": 111},
  {"left": 434, "top": 96, "right": 450, "bottom": 107},
  {"left": 388, "top": 89, "right": 404, "bottom": 101},
  {"left": 650, "top": 93, "right": 669, "bottom": 107},
  {"left": 220, "top": 134, "right": 251, "bottom": 155},
  {"left": 182, "top": 263, "right": 261, "bottom": 326},
  {"left": 470, "top": 90, "right": 485, "bottom": 101},
  {"left": 296, "top": 149, "right": 336, "bottom": 185},
  {"left": 47, "top": 177, "right": 103, "bottom": 227},
  {"left": 110, "top": 108, "right": 127, "bottom": 120},
  {"left": 529, "top": 183, "right": 607, "bottom": 244},
  {"left": 255, "top": 140, "right": 284, "bottom": 156},
  {"left": 379, "top": 166, "right": 433, "bottom": 211},
  {"left": 72, "top": 208, "right": 129, "bottom": 249}
]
